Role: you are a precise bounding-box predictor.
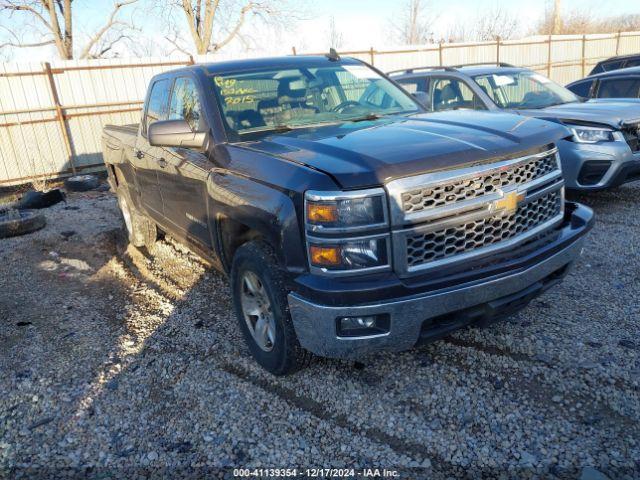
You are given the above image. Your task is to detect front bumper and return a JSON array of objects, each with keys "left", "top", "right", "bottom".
[
  {"left": 288, "top": 202, "right": 594, "bottom": 359},
  {"left": 558, "top": 139, "right": 640, "bottom": 190}
]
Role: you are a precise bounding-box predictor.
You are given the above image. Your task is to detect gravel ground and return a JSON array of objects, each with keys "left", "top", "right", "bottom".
[{"left": 0, "top": 183, "right": 639, "bottom": 479}]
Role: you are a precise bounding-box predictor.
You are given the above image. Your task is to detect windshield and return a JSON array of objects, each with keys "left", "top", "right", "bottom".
[
  {"left": 211, "top": 63, "right": 420, "bottom": 137},
  {"left": 473, "top": 71, "right": 579, "bottom": 109}
]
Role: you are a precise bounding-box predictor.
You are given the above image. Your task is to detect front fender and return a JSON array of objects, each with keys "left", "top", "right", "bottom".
[{"left": 207, "top": 170, "right": 307, "bottom": 274}]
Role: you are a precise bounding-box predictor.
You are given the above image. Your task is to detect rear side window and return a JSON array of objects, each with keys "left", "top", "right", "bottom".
[
  {"left": 598, "top": 78, "right": 640, "bottom": 98},
  {"left": 568, "top": 80, "right": 594, "bottom": 98},
  {"left": 145, "top": 79, "right": 171, "bottom": 134},
  {"left": 169, "top": 77, "right": 203, "bottom": 131},
  {"left": 430, "top": 77, "right": 486, "bottom": 111}
]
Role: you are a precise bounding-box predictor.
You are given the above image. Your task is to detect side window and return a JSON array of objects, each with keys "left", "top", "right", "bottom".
[
  {"left": 568, "top": 80, "right": 594, "bottom": 98},
  {"left": 602, "top": 60, "right": 625, "bottom": 72},
  {"left": 144, "top": 79, "right": 171, "bottom": 135},
  {"left": 430, "top": 77, "right": 486, "bottom": 111},
  {"left": 168, "top": 77, "right": 203, "bottom": 131},
  {"left": 396, "top": 78, "right": 426, "bottom": 94},
  {"left": 625, "top": 58, "right": 640, "bottom": 68},
  {"left": 598, "top": 78, "right": 640, "bottom": 98}
]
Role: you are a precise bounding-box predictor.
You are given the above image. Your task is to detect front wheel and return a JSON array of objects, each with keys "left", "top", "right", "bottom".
[{"left": 231, "top": 241, "right": 312, "bottom": 375}]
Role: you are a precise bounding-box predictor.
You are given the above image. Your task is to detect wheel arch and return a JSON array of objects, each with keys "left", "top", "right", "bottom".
[{"left": 209, "top": 174, "right": 307, "bottom": 275}]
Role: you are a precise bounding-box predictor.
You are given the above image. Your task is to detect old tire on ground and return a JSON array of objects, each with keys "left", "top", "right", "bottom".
[
  {"left": 231, "top": 240, "right": 313, "bottom": 375},
  {"left": 0, "top": 209, "right": 46, "bottom": 239},
  {"left": 64, "top": 174, "right": 100, "bottom": 192},
  {"left": 17, "top": 189, "right": 65, "bottom": 209},
  {"left": 115, "top": 185, "right": 157, "bottom": 249}
]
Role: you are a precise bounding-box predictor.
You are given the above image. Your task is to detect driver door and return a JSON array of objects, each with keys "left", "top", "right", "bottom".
[
  {"left": 134, "top": 78, "right": 171, "bottom": 223},
  {"left": 156, "top": 76, "right": 212, "bottom": 250}
]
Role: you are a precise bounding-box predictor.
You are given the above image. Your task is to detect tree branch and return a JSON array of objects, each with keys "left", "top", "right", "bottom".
[
  {"left": 0, "top": 38, "right": 54, "bottom": 49},
  {"left": 165, "top": 32, "right": 191, "bottom": 55},
  {"left": 209, "top": 0, "right": 254, "bottom": 52},
  {"left": 79, "top": 0, "right": 139, "bottom": 59},
  {"left": 0, "top": 1, "right": 52, "bottom": 29}
]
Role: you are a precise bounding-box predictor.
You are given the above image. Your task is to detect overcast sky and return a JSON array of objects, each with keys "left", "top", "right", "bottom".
[{"left": 1, "top": 0, "right": 639, "bottom": 62}]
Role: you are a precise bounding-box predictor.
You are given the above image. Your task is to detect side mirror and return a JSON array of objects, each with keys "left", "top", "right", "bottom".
[
  {"left": 148, "top": 119, "right": 206, "bottom": 149},
  {"left": 412, "top": 91, "right": 429, "bottom": 107}
]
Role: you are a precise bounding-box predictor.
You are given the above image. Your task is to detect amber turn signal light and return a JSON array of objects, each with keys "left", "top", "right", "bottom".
[
  {"left": 309, "top": 245, "right": 341, "bottom": 266},
  {"left": 306, "top": 203, "right": 338, "bottom": 223}
]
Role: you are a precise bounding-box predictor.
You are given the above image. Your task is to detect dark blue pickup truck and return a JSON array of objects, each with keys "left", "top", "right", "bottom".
[{"left": 103, "top": 55, "right": 593, "bottom": 375}]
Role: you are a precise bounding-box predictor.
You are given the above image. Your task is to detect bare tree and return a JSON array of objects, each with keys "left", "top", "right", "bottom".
[
  {"left": 473, "top": 4, "right": 520, "bottom": 41},
  {"left": 552, "top": 0, "right": 562, "bottom": 34},
  {"left": 389, "top": 0, "right": 437, "bottom": 45},
  {"left": 535, "top": 2, "right": 640, "bottom": 36},
  {"left": 165, "top": 0, "right": 296, "bottom": 55},
  {"left": 326, "top": 15, "right": 342, "bottom": 49},
  {"left": 0, "top": 0, "right": 139, "bottom": 59}
]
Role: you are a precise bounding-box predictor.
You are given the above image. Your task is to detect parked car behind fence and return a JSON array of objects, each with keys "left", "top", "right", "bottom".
[
  {"left": 567, "top": 66, "right": 640, "bottom": 100},
  {"left": 589, "top": 54, "right": 640, "bottom": 75},
  {"left": 390, "top": 64, "right": 640, "bottom": 191}
]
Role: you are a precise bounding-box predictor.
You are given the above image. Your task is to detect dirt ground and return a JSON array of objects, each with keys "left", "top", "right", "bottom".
[{"left": 0, "top": 183, "right": 639, "bottom": 479}]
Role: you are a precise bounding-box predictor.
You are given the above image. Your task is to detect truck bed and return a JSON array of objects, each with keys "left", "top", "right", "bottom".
[{"left": 102, "top": 123, "right": 139, "bottom": 165}]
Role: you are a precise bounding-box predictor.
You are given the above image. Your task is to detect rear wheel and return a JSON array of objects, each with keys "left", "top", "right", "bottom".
[
  {"left": 115, "top": 185, "right": 157, "bottom": 249},
  {"left": 231, "top": 241, "right": 312, "bottom": 375}
]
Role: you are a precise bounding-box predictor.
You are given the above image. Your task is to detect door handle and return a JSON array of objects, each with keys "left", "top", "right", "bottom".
[
  {"left": 135, "top": 150, "right": 144, "bottom": 159},
  {"left": 157, "top": 158, "right": 168, "bottom": 168}
]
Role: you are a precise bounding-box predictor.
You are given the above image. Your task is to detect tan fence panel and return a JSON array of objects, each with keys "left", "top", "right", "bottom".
[{"left": 1, "top": 32, "right": 639, "bottom": 186}]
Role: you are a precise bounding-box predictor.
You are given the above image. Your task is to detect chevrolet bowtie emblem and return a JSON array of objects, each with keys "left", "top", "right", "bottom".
[{"left": 495, "top": 191, "right": 526, "bottom": 214}]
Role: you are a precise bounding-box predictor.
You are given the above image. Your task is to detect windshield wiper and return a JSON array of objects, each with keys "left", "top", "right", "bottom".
[
  {"left": 346, "top": 113, "right": 383, "bottom": 122},
  {"left": 267, "top": 124, "right": 295, "bottom": 132},
  {"left": 241, "top": 124, "right": 296, "bottom": 135}
]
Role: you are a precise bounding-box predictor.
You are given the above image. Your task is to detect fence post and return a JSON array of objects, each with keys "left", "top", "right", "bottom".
[
  {"left": 369, "top": 47, "right": 375, "bottom": 65},
  {"left": 438, "top": 41, "right": 444, "bottom": 66},
  {"left": 581, "top": 35, "right": 586, "bottom": 77},
  {"left": 43, "top": 62, "right": 76, "bottom": 175},
  {"left": 496, "top": 36, "right": 501, "bottom": 65},
  {"left": 291, "top": 46, "right": 297, "bottom": 55},
  {"left": 547, "top": 34, "right": 552, "bottom": 77},
  {"left": 615, "top": 31, "right": 621, "bottom": 55}
]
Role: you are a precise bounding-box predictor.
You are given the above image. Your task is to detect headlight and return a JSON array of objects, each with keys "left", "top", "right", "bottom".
[
  {"left": 304, "top": 188, "right": 390, "bottom": 275},
  {"left": 305, "top": 189, "right": 387, "bottom": 232},
  {"left": 308, "top": 237, "right": 389, "bottom": 271},
  {"left": 568, "top": 124, "right": 614, "bottom": 143}
]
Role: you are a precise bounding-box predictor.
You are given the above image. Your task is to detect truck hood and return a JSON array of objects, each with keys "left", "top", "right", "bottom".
[
  {"left": 517, "top": 99, "right": 640, "bottom": 129},
  {"left": 240, "top": 111, "right": 568, "bottom": 189}
]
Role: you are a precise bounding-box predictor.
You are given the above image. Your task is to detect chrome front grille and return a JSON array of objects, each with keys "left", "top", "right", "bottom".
[
  {"left": 401, "top": 151, "right": 558, "bottom": 215},
  {"left": 386, "top": 147, "right": 565, "bottom": 276},
  {"left": 405, "top": 191, "right": 561, "bottom": 267}
]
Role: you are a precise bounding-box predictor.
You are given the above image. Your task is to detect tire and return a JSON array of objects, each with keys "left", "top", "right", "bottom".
[
  {"left": 0, "top": 209, "right": 46, "bottom": 239},
  {"left": 231, "top": 241, "right": 313, "bottom": 375},
  {"left": 64, "top": 174, "right": 100, "bottom": 192},
  {"left": 115, "top": 185, "right": 157, "bottom": 249},
  {"left": 17, "top": 189, "right": 65, "bottom": 209}
]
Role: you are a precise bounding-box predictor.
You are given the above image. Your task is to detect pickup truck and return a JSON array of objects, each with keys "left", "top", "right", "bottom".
[{"left": 102, "top": 54, "right": 594, "bottom": 375}]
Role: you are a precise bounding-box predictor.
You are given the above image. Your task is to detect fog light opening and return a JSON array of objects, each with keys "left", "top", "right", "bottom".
[{"left": 336, "top": 314, "right": 390, "bottom": 338}]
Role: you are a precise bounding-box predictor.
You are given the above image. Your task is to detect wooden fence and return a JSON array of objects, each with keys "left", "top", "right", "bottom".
[{"left": 1, "top": 31, "right": 639, "bottom": 186}]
